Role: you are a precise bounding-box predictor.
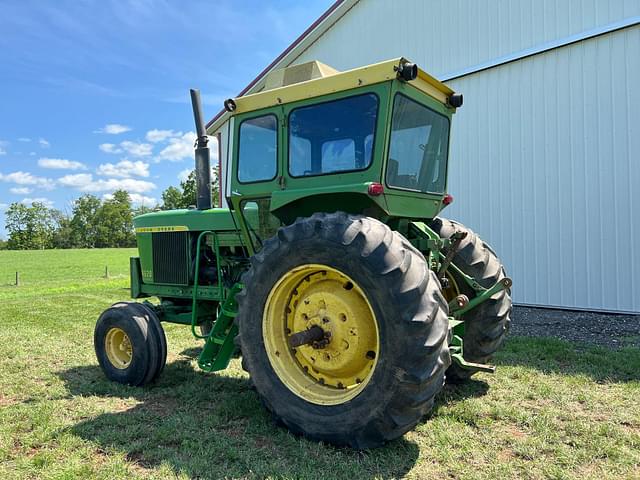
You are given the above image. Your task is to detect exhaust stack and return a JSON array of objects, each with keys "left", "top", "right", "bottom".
[{"left": 190, "top": 88, "right": 212, "bottom": 210}]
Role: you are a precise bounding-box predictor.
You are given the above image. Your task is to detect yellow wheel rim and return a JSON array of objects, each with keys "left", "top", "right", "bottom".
[
  {"left": 105, "top": 327, "right": 133, "bottom": 369},
  {"left": 263, "top": 264, "right": 380, "bottom": 405}
]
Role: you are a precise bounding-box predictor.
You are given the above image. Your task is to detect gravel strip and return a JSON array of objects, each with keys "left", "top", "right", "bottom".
[{"left": 511, "top": 306, "right": 640, "bottom": 349}]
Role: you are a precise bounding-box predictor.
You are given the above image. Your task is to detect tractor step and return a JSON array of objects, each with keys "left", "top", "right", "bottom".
[{"left": 197, "top": 283, "right": 242, "bottom": 372}]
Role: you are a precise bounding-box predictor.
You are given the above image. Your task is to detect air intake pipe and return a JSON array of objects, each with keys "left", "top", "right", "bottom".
[{"left": 190, "top": 88, "right": 212, "bottom": 210}]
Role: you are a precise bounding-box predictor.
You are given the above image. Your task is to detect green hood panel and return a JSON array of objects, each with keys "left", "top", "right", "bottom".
[{"left": 134, "top": 208, "right": 241, "bottom": 232}]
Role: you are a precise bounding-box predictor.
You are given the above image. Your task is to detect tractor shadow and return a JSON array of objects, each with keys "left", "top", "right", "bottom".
[{"left": 56, "top": 349, "right": 424, "bottom": 480}]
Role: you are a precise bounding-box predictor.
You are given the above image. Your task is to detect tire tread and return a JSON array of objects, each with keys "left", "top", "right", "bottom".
[{"left": 236, "top": 212, "right": 450, "bottom": 448}]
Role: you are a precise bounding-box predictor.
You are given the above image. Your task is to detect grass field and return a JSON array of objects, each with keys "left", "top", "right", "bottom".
[{"left": 0, "top": 249, "right": 638, "bottom": 479}]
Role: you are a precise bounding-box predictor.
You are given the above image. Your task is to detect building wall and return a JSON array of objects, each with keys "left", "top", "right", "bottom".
[
  {"left": 288, "top": 0, "right": 640, "bottom": 312},
  {"left": 445, "top": 27, "right": 639, "bottom": 313},
  {"left": 292, "top": 0, "right": 639, "bottom": 76}
]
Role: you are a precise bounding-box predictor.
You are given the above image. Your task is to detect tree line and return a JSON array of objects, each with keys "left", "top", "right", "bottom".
[{"left": 1, "top": 171, "right": 219, "bottom": 250}]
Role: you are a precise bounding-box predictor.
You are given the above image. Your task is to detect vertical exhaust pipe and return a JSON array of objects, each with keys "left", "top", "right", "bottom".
[{"left": 190, "top": 88, "right": 212, "bottom": 210}]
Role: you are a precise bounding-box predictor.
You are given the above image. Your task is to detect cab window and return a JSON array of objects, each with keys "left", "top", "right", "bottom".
[
  {"left": 387, "top": 94, "right": 449, "bottom": 194},
  {"left": 238, "top": 114, "right": 278, "bottom": 183},
  {"left": 288, "top": 93, "right": 378, "bottom": 177}
]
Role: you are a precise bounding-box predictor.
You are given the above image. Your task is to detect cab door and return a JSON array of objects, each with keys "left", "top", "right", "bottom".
[{"left": 228, "top": 105, "right": 284, "bottom": 253}]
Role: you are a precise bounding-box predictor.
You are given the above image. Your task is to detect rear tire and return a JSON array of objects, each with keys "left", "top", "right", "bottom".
[
  {"left": 237, "top": 212, "right": 450, "bottom": 449},
  {"left": 94, "top": 302, "right": 167, "bottom": 386},
  {"left": 430, "top": 217, "right": 512, "bottom": 382}
]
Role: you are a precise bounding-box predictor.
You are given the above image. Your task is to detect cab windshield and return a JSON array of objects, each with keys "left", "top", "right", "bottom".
[
  {"left": 288, "top": 93, "right": 378, "bottom": 177},
  {"left": 387, "top": 94, "right": 449, "bottom": 194}
]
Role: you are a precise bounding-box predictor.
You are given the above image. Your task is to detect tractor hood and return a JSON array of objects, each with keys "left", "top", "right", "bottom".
[{"left": 134, "top": 208, "right": 241, "bottom": 232}]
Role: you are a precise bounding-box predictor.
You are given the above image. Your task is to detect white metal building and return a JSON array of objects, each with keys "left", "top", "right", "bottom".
[{"left": 209, "top": 0, "right": 640, "bottom": 313}]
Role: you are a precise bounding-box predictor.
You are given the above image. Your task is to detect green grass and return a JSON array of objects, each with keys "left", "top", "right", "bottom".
[{"left": 0, "top": 249, "right": 638, "bottom": 479}]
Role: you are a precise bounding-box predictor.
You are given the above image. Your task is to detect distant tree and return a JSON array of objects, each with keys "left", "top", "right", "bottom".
[
  {"left": 94, "top": 190, "right": 135, "bottom": 248},
  {"left": 160, "top": 169, "right": 219, "bottom": 210},
  {"left": 133, "top": 204, "right": 155, "bottom": 217},
  {"left": 70, "top": 194, "right": 101, "bottom": 248},
  {"left": 180, "top": 171, "right": 197, "bottom": 207},
  {"left": 5, "top": 202, "right": 57, "bottom": 250},
  {"left": 161, "top": 186, "right": 184, "bottom": 210},
  {"left": 3, "top": 191, "right": 153, "bottom": 250},
  {"left": 5, "top": 203, "right": 31, "bottom": 249},
  {"left": 51, "top": 210, "right": 74, "bottom": 249}
]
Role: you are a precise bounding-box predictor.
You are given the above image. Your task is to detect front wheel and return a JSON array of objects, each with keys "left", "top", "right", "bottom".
[
  {"left": 94, "top": 302, "right": 167, "bottom": 386},
  {"left": 236, "top": 212, "right": 450, "bottom": 449}
]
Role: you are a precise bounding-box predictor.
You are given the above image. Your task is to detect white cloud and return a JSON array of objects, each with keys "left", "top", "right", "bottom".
[
  {"left": 10, "top": 187, "right": 32, "bottom": 194},
  {"left": 99, "top": 143, "right": 122, "bottom": 154},
  {"left": 120, "top": 141, "right": 152, "bottom": 157},
  {"left": 178, "top": 167, "right": 216, "bottom": 183},
  {"left": 92, "top": 177, "right": 156, "bottom": 193},
  {"left": 0, "top": 203, "right": 7, "bottom": 210},
  {"left": 104, "top": 192, "right": 157, "bottom": 207},
  {"left": 97, "top": 160, "right": 149, "bottom": 178},
  {"left": 29, "top": 152, "right": 36, "bottom": 156},
  {"left": 157, "top": 131, "right": 197, "bottom": 162},
  {"left": 178, "top": 168, "right": 192, "bottom": 182},
  {"left": 18, "top": 137, "right": 31, "bottom": 142},
  {"left": 99, "top": 141, "right": 152, "bottom": 157},
  {"left": 57, "top": 173, "right": 93, "bottom": 188},
  {"left": 58, "top": 173, "right": 155, "bottom": 193},
  {"left": 95, "top": 123, "right": 132, "bottom": 135},
  {"left": 0, "top": 171, "right": 55, "bottom": 190},
  {"left": 38, "top": 138, "right": 50, "bottom": 148},
  {"left": 129, "top": 193, "right": 157, "bottom": 206},
  {"left": 146, "top": 129, "right": 178, "bottom": 143},
  {"left": 38, "top": 157, "right": 86, "bottom": 170},
  {"left": 21, "top": 197, "right": 54, "bottom": 207},
  {"left": 0, "top": 140, "right": 7, "bottom": 155},
  {"left": 0, "top": 147, "right": 5, "bottom": 156}
]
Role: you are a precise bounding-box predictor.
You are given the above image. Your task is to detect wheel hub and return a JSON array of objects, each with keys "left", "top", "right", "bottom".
[
  {"left": 287, "top": 276, "right": 376, "bottom": 388},
  {"left": 263, "top": 265, "right": 379, "bottom": 405},
  {"left": 105, "top": 327, "right": 133, "bottom": 369}
]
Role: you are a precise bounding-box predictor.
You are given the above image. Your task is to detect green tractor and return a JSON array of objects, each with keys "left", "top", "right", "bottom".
[{"left": 94, "top": 58, "right": 512, "bottom": 449}]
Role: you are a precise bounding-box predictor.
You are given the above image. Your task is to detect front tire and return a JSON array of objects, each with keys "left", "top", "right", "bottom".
[
  {"left": 94, "top": 302, "right": 167, "bottom": 386},
  {"left": 237, "top": 212, "right": 450, "bottom": 449}
]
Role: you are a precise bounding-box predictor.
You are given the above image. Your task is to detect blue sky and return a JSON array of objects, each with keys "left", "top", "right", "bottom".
[{"left": 0, "top": 0, "right": 331, "bottom": 237}]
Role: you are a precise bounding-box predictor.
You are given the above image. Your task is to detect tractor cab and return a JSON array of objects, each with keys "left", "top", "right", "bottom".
[{"left": 211, "top": 58, "right": 461, "bottom": 254}]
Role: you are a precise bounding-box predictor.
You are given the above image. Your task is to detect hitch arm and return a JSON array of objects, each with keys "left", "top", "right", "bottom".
[{"left": 450, "top": 277, "right": 512, "bottom": 316}]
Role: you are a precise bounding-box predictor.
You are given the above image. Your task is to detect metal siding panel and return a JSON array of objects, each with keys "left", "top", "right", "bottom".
[
  {"left": 292, "top": 0, "right": 639, "bottom": 78},
  {"left": 622, "top": 26, "right": 640, "bottom": 310},
  {"left": 445, "top": 27, "right": 640, "bottom": 312},
  {"left": 259, "top": 0, "right": 640, "bottom": 312}
]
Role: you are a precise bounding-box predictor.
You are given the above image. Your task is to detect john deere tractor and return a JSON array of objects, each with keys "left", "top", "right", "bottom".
[{"left": 94, "top": 58, "right": 512, "bottom": 449}]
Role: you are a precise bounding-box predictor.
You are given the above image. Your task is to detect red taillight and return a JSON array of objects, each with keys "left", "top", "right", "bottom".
[
  {"left": 442, "top": 194, "right": 454, "bottom": 205},
  {"left": 368, "top": 182, "right": 384, "bottom": 196}
]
